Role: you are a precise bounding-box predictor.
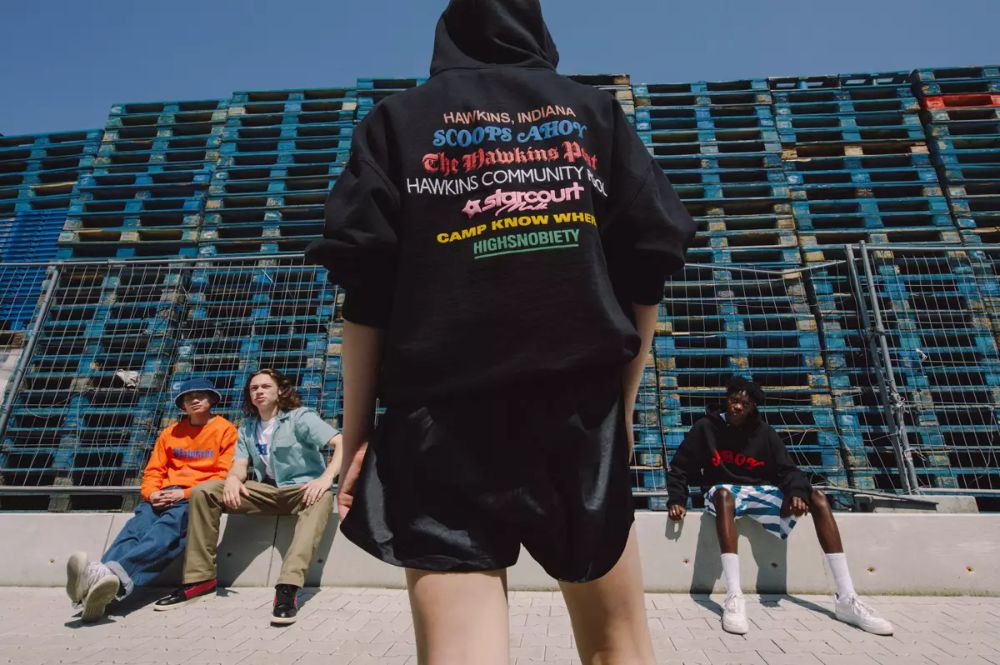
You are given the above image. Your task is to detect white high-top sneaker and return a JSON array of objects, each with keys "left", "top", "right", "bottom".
[
  {"left": 835, "top": 594, "right": 894, "bottom": 635},
  {"left": 721, "top": 592, "right": 749, "bottom": 635},
  {"left": 80, "top": 562, "right": 119, "bottom": 623}
]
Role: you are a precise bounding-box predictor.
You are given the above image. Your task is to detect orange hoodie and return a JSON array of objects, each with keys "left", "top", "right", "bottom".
[{"left": 140, "top": 415, "right": 238, "bottom": 500}]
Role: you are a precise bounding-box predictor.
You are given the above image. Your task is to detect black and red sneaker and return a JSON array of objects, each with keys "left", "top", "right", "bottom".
[
  {"left": 153, "top": 579, "right": 217, "bottom": 611},
  {"left": 271, "top": 584, "right": 299, "bottom": 625}
]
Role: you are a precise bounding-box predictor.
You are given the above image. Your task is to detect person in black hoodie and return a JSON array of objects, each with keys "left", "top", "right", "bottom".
[
  {"left": 667, "top": 376, "right": 893, "bottom": 637},
  {"left": 306, "top": 1, "right": 695, "bottom": 662}
]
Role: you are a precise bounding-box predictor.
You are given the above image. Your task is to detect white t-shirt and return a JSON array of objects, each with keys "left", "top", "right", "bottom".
[{"left": 256, "top": 417, "right": 278, "bottom": 480}]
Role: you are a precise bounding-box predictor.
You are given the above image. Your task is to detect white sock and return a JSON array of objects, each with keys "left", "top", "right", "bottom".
[
  {"left": 721, "top": 553, "right": 741, "bottom": 596},
  {"left": 825, "top": 553, "right": 856, "bottom": 599}
]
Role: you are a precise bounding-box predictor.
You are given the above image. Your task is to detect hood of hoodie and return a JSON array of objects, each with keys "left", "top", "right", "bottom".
[{"left": 429, "top": 0, "right": 560, "bottom": 76}]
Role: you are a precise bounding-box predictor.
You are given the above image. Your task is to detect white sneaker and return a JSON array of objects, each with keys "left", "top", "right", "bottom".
[
  {"left": 80, "top": 563, "right": 119, "bottom": 623},
  {"left": 66, "top": 552, "right": 90, "bottom": 604},
  {"left": 835, "top": 594, "right": 893, "bottom": 635},
  {"left": 721, "top": 593, "right": 749, "bottom": 635}
]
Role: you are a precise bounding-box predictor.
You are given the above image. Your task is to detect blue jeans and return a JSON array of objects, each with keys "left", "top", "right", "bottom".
[{"left": 102, "top": 498, "right": 189, "bottom": 599}]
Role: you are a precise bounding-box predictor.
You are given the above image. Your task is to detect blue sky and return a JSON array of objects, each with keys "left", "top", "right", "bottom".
[{"left": 2, "top": 0, "right": 997, "bottom": 136}]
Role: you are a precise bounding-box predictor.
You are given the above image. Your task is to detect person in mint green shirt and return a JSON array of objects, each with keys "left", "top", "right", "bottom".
[{"left": 155, "top": 369, "right": 342, "bottom": 625}]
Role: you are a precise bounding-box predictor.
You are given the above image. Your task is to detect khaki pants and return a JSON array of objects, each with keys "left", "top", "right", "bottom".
[{"left": 183, "top": 479, "right": 333, "bottom": 587}]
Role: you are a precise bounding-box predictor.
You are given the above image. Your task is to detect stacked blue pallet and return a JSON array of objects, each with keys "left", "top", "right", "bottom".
[
  {"left": 630, "top": 353, "right": 664, "bottom": 501},
  {"left": 774, "top": 71, "right": 958, "bottom": 252},
  {"left": 0, "top": 211, "right": 66, "bottom": 262},
  {"left": 199, "top": 88, "right": 355, "bottom": 258},
  {"left": 0, "top": 129, "right": 100, "bottom": 221},
  {"left": 166, "top": 260, "right": 342, "bottom": 440},
  {"left": 3, "top": 101, "right": 230, "bottom": 507},
  {"left": 0, "top": 211, "right": 66, "bottom": 338},
  {"left": 911, "top": 66, "right": 1000, "bottom": 494},
  {"left": 915, "top": 66, "right": 1000, "bottom": 248},
  {"left": 57, "top": 99, "right": 229, "bottom": 260},
  {"left": 871, "top": 254, "right": 1000, "bottom": 491},
  {"left": 175, "top": 86, "right": 357, "bottom": 438},
  {"left": 632, "top": 78, "right": 855, "bottom": 499},
  {"left": 569, "top": 74, "right": 635, "bottom": 122},
  {"left": 0, "top": 264, "right": 184, "bottom": 508},
  {"left": 634, "top": 80, "right": 803, "bottom": 269},
  {"left": 773, "top": 71, "right": 969, "bottom": 491},
  {"left": 355, "top": 77, "right": 426, "bottom": 122},
  {"left": 324, "top": 311, "right": 345, "bottom": 427},
  {"left": 0, "top": 130, "right": 100, "bottom": 341},
  {"left": 3, "top": 66, "right": 998, "bottom": 509},
  {"left": 653, "top": 267, "right": 863, "bottom": 500}
]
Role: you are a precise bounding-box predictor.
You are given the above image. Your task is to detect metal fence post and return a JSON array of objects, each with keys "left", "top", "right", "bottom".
[
  {"left": 0, "top": 264, "right": 60, "bottom": 444},
  {"left": 846, "top": 243, "right": 919, "bottom": 494}
]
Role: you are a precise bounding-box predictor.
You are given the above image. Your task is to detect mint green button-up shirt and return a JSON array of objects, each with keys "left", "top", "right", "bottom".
[{"left": 235, "top": 407, "right": 339, "bottom": 487}]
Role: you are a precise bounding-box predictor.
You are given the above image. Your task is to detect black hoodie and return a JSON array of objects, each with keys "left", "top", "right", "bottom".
[
  {"left": 306, "top": 0, "right": 697, "bottom": 407},
  {"left": 666, "top": 405, "right": 812, "bottom": 507}
]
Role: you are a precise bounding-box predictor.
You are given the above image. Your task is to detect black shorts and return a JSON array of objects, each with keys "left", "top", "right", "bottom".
[{"left": 339, "top": 365, "right": 635, "bottom": 583}]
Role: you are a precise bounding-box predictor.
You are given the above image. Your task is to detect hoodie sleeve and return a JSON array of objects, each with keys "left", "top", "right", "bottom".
[
  {"left": 767, "top": 426, "right": 812, "bottom": 501},
  {"left": 305, "top": 109, "right": 402, "bottom": 328},
  {"left": 666, "top": 421, "right": 705, "bottom": 507},
  {"left": 601, "top": 101, "right": 697, "bottom": 306}
]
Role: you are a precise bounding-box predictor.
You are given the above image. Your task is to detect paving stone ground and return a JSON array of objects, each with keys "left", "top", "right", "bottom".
[{"left": 1, "top": 587, "right": 998, "bottom": 664}]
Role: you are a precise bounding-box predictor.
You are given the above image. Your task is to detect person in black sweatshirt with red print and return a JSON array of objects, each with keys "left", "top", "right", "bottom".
[
  {"left": 667, "top": 376, "right": 893, "bottom": 637},
  {"left": 305, "top": 1, "right": 696, "bottom": 662}
]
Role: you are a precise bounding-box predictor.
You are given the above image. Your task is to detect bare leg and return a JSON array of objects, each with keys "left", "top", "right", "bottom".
[
  {"left": 713, "top": 488, "right": 738, "bottom": 554},
  {"left": 809, "top": 488, "right": 844, "bottom": 554},
  {"left": 405, "top": 568, "right": 510, "bottom": 665},
  {"left": 559, "top": 523, "right": 655, "bottom": 665}
]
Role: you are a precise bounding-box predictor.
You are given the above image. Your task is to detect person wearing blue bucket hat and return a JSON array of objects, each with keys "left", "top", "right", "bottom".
[
  {"left": 155, "top": 369, "right": 342, "bottom": 625},
  {"left": 64, "top": 378, "right": 237, "bottom": 622}
]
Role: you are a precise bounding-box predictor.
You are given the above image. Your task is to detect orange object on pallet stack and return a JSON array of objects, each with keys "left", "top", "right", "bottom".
[{"left": 922, "top": 93, "right": 1000, "bottom": 109}]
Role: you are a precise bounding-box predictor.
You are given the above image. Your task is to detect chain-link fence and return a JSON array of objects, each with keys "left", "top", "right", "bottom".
[
  {"left": 0, "top": 256, "right": 342, "bottom": 510},
  {"left": 0, "top": 247, "right": 998, "bottom": 511},
  {"left": 849, "top": 244, "right": 1000, "bottom": 502},
  {"left": 648, "top": 261, "right": 866, "bottom": 510}
]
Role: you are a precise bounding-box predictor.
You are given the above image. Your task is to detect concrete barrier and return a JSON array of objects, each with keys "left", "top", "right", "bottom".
[{"left": 1, "top": 511, "right": 995, "bottom": 594}]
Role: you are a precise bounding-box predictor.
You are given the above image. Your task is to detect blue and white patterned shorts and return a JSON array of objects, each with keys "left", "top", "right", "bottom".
[{"left": 705, "top": 484, "right": 798, "bottom": 540}]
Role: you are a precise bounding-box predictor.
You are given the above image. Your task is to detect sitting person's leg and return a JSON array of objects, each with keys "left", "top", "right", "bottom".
[
  {"left": 67, "top": 501, "right": 158, "bottom": 618},
  {"left": 706, "top": 485, "right": 749, "bottom": 636},
  {"left": 67, "top": 504, "right": 146, "bottom": 603},
  {"left": 807, "top": 488, "right": 850, "bottom": 592},
  {"left": 179, "top": 479, "right": 228, "bottom": 587},
  {"left": 709, "top": 486, "right": 740, "bottom": 589},
  {"left": 102, "top": 499, "right": 189, "bottom": 599},
  {"left": 807, "top": 488, "right": 893, "bottom": 635},
  {"left": 708, "top": 484, "right": 798, "bottom": 634},
  {"left": 268, "top": 486, "right": 334, "bottom": 624},
  {"left": 73, "top": 500, "right": 190, "bottom": 621},
  {"left": 155, "top": 479, "right": 281, "bottom": 609}
]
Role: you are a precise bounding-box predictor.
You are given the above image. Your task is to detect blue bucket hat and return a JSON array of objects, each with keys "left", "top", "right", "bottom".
[{"left": 173, "top": 378, "right": 223, "bottom": 409}]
